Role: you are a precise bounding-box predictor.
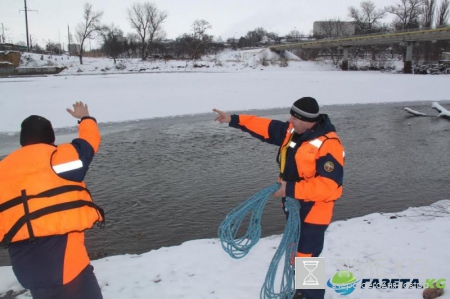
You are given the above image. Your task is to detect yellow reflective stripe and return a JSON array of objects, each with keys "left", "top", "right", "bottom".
[
  {"left": 52, "top": 160, "right": 83, "bottom": 174},
  {"left": 280, "top": 134, "right": 294, "bottom": 174}
]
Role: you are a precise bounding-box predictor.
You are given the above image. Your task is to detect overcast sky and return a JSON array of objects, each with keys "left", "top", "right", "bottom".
[{"left": 1, "top": 0, "right": 396, "bottom": 49}]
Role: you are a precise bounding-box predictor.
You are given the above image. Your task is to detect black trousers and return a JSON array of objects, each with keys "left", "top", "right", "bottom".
[
  {"left": 30, "top": 265, "right": 103, "bottom": 299},
  {"left": 282, "top": 198, "right": 328, "bottom": 299}
]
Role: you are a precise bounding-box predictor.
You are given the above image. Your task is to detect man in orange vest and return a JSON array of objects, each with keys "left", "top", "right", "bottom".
[
  {"left": 0, "top": 101, "right": 104, "bottom": 299},
  {"left": 213, "top": 97, "right": 345, "bottom": 299}
]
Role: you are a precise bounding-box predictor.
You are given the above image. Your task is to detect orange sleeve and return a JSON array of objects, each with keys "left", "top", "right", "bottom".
[
  {"left": 78, "top": 118, "right": 101, "bottom": 154},
  {"left": 237, "top": 115, "right": 272, "bottom": 139}
]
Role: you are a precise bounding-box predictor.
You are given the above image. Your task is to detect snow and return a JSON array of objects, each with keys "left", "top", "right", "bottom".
[
  {"left": 0, "top": 50, "right": 447, "bottom": 135},
  {"left": 432, "top": 102, "right": 450, "bottom": 118},
  {"left": 0, "top": 49, "right": 449, "bottom": 299},
  {"left": 404, "top": 107, "right": 428, "bottom": 116}
]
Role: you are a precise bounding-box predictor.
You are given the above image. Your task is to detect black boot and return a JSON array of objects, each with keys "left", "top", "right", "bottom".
[{"left": 293, "top": 290, "right": 304, "bottom": 299}]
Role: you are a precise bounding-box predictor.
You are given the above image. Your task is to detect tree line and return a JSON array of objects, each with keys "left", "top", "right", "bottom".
[{"left": 39, "top": 0, "right": 449, "bottom": 65}]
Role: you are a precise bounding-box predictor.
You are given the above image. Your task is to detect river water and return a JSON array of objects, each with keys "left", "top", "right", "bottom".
[{"left": 1, "top": 100, "right": 449, "bottom": 266}]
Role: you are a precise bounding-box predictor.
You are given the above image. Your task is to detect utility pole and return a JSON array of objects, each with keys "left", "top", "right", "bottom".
[
  {"left": 23, "top": 0, "right": 29, "bottom": 51},
  {"left": 68, "top": 25, "right": 71, "bottom": 56},
  {"left": 20, "top": 0, "right": 37, "bottom": 52},
  {"left": 1, "top": 23, "right": 5, "bottom": 44}
]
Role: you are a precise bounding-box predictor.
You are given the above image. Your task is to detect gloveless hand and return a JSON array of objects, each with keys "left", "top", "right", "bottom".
[
  {"left": 213, "top": 108, "right": 231, "bottom": 123},
  {"left": 67, "top": 101, "right": 90, "bottom": 119}
]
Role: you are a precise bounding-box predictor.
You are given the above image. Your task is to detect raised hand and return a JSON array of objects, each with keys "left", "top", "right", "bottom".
[{"left": 66, "top": 101, "right": 90, "bottom": 119}]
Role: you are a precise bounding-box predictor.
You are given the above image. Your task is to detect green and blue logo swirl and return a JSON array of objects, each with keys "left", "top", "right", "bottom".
[{"left": 327, "top": 270, "right": 358, "bottom": 296}]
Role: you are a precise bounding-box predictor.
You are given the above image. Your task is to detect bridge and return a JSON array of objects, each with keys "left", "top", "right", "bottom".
[{"left": 269, "top": 26, "right": 450, "bottom": 73}]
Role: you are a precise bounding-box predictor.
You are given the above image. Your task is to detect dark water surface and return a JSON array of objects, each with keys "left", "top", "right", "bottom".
[{"left": 1, "top": 100, "right": 449, "bottom": 266}]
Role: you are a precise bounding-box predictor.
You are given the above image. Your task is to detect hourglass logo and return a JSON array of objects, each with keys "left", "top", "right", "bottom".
[{"left": 295, "top": 257, "right": 326, "bottom": 289}]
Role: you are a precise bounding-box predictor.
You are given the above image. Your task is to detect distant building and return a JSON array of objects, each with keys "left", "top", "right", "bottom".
[
  {"left": 259, "top": 35, "right": 275, "bottom": 45},
  {"left": 313, "top": 21, "right": 356, "bottom": 38}
]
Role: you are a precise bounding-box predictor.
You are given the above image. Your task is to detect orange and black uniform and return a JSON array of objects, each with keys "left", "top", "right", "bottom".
[
  {"left": 0, "top": 117, "right": 104, "bottom": 298},
  {"left": 229, "top": 112, "right": 344, "bottom": 260}
]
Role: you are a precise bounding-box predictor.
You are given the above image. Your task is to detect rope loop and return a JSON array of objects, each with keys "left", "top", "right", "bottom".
[
  {"left": 218, "top": 184, "right": 301, "bottom": 299},
  {"left": 217, "top": 183, "right": 279, "bottom": 259}
]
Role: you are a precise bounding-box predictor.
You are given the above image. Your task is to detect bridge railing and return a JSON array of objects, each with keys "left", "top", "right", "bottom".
[{"left": 271, "top": 25, "right": 450, "bottom": 48}]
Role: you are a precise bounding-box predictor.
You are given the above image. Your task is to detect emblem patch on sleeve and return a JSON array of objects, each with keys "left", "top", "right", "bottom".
[{"left": 324, "top": 161, "right": 335, "bottom": 172}]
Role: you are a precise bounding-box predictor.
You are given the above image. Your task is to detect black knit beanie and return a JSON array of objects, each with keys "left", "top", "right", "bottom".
[
  {"left": 290, "top": 97, "right": 320, "bottom": 122},
  {"left": 20, "top": 115, "right": 55, "bottom": 146}
]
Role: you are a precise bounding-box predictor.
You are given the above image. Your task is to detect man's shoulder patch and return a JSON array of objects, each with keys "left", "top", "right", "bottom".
[{"left": 324, "top": 161, "right": 335, "bottom": 172}]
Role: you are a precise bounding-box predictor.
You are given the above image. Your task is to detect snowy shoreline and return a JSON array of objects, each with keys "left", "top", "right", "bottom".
[{"left": 1, "top": 199, "right": 449, "bottom": 299}]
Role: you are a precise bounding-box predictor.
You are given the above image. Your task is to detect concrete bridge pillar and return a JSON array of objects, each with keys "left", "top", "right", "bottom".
[
  {"left": 341, "top": 47, "right": 349, "bottom": 71},
  {"left": 404, "top": 42, "right": 414, "bottom": 74}
]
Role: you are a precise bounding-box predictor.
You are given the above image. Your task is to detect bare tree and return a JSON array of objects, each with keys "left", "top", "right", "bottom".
[
  {"left": 348, "top": 1, "right": 390, "bottom": 60},
  {"left": 192, "top": 19, "right": 211, "bottom": 39},
  {"left": 100, "top": 24, "right": 126, "bottom": 64},
  {"left": 315, "top": 19, "right": 350, "bottom": 65},
  {"left": 128, "top": 2, "right": 168, "bottom": 60},
  {"left": 348, "top": 1, "right": 387, "bottom": 34},
  {"left": 45, "top": 40, "right": 63, "bottom": 55},
  {"left": 126, "top": 33, "right": 140, "bottom": 58},
  {"left": 287, "top": 29, "right": 302, "bottom": 41},
  {"left": 74, "top": 3, "right": 103, "bottom": 64},
  {"left": 385, "top": 0, "right": 425, "bottom": 30},
  {"left": 436, "top": 0, "right": 450, "bottom": 26},
  {"left": 245, "top": 27, "right": 268, "bottom": 47},
  {"left": 190, "top": 20, "right": 213, "bottom": 60},
  {"left": 422, "top": 0, "right": 437, "bottom": 27}
]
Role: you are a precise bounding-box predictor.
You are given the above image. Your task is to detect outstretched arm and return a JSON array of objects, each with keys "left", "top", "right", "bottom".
[
  {"left": 67, "top": 101, "right": 100, "bottom": 153},
  {"left": 213, "top": 108, "right": 290, "bottom": 146},
  {"left": 52, "top": 102, "right": 101, "bottom": 182}
]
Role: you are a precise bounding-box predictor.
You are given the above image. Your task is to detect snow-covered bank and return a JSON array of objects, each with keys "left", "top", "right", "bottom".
[
  {"left": 15, "top": 49, "right": 338, "bottom": 75},
  {"left": 1, "top": 200, "right": 449, "bottom": 299},
  {"left": 1, "top": 66, "right": 449, "bottom": 134}
]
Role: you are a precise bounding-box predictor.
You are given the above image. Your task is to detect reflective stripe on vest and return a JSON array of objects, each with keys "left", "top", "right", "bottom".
[
  {"left": 309, "top": 139, "right": 323, "bottom": 148},
  {"left": 53, "top": 160, "right": 83, "bottom": 174},
  {"left": 0, "top": 144, "right": 104, "bottom": 246},
  {"left": 279, "top": 130, "right": 342, "bottom": 180}
]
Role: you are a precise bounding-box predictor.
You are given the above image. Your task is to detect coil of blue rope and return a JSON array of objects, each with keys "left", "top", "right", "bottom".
[
  {"left": 217, "top": 183, "right": 279, "bottom": 259},
  {"left": 260, "top": 196, "right": 300, "bottom": 299},
  {"left": 217, "top": 183, "right": 301, "bottom": 299}
]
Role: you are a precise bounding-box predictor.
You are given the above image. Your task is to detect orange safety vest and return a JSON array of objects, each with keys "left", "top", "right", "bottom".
[{"left": 0, "top": 144, "right": 104, "bottom": 246}]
